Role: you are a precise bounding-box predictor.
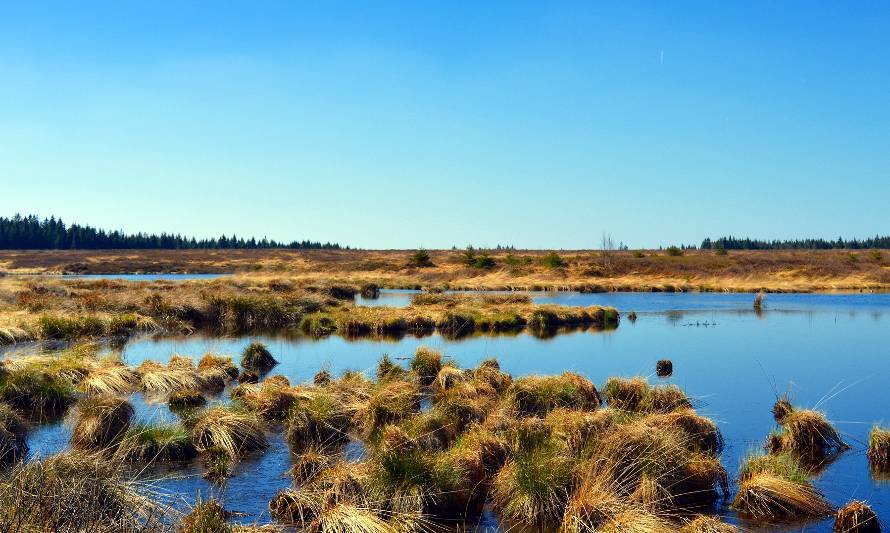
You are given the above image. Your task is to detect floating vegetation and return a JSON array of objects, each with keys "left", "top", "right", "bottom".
[
  {"left": 0, "top": 343, "right": 864, "bottom": 531},
  {"left": 680, "top": 515, "right": 738, "bottom": 532},
  {"left": 180, "top": 497, "right": 230, "bottom": 532}
]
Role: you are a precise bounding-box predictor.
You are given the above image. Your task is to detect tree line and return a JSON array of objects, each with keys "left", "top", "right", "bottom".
[
  {"left": 701, "top": 235, "right": 890, "bottom": 250},
  {"left": 0, "top": 214, "right": 344, "bottom": 250}
]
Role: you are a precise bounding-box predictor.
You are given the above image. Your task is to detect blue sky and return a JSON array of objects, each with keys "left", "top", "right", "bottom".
[{"left": 2, "top": 1, "right": 889, "bottom": 249}]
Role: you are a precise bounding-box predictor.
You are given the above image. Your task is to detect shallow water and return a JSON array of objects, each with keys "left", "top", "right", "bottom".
[
  {"left": 356, "top": 288, "right": 890, "bottom": 314},
  {"left": 15, "top": 293, "right": 890, "bottom": 531},
  {"left": 65, "top": 273, "right": 227, "bottom": 281}
]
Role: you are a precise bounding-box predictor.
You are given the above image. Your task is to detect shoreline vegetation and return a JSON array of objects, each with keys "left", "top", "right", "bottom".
[
  {"left": 0, "top": 343, "right": 878, "bottom": 531},
  {"left": 1, "top": 248, "right": 889, "bottom": 293},
  {"left": 0, "top": 275, "right": 618, "bottom": 346}
]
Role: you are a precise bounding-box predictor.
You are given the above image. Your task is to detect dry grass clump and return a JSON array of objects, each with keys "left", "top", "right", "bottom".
[
  {"left": 241, "top": 341, "right": 278, "bottom": 372},
  {"left": 590, "top": 419, "right": 728, "bottom": 511},
  {"left": 834, "top": 500, "right": 881, "bottom": 533},
  {"left": 192, "top": 406, "right": 269, "bottom": 458},
  {"left": 0, "top": 402, "right": 28, "bottom": 465},
  {"left": 168, "top": 389, "right": 207, "bottom": 410},
  {"left": 269, "top": 461, "right": 406, "bottom": 530},
  {"left": 117, "top": 422, "right": 197, "bottom": 462},
  {"left": 643, "top": 408, "right": 724, "bottom": 455},
  {"left": 0, "top": 365, "right": 76, "bottom": 414},
  {"left": 679, "top": 515, "right": 738, "bottom": 532},
  {"left": 236, "top": 378, "right": 300, "bottom": 421},
  {"left": 71, "top": 395, "right": 134, "bottom": 450},
  {"left": 603, "top": 376, "right": 692, "bottom": 413},
  {"left": 732, "top": 451, "right": 831, "bottom": 521},
  {"left": 410, "top": 346, "right": 442, "bottom": 386},
  {"left": 507, "top": 372, "right": 601, "bottom": 417},
  {"left": 287, "top": 389, "right": 352, "bottom": 449},
  {"left": 0, "top": 452, "right": 166, "bottom": 531},
  {"left": 136, "top": 360, "right": 201, "bottom": 395},
  {"left": 766, "top": 404, "right": 848, "bottom": 460},
  {"left": 357, "top": 380, "right": 421, "bottom": 436},
  {"left": 180, "top": 497, "right": 231, "bottom": 532},
  {"left": 198, "top": 352, "right": 240, "bottom": 380},
  {"left": 78, "top": 360, "right": 139, "bottom": 396},
  {"left": 492, "top": 429, "right": 575, "bottom": 526},
  {"left": 867, "top": 425, "right": 889, "bottom": 474}
]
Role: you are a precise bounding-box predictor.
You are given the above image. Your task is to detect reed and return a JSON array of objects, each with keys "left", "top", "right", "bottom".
[
  {"left": 198, "top": 353, "right": 240, "bottom": 380},
  {"left": 78, "top": 361, "right": 139, "bottom": 396},
  {"left": 0, "top": 365, "right": 76, "bottom": 415},
  {"left": 287, "top": 389, "right": 352, "bottom": 449},
  {"left": 168, "top": 390, "right": 207, "bottom": 410},
  {"left": 136, "top": 360, "right": 201, "bottom": 395},
  {"left": 603, "top": 376, "right": 692, "bottom": 413}
]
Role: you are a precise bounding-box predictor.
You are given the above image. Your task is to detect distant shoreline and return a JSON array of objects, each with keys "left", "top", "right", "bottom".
[{"left": 1, "top": 248, "right": 887, "bottom": 293}]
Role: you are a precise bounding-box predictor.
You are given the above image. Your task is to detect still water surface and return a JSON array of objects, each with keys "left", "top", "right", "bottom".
[{"left": 18, "top": 293, "right": 890, "bottom": 530}]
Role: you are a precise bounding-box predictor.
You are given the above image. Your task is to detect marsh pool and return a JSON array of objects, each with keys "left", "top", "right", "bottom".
[{"left": 11, "top": 292, "right": 890, "bottom": 531}]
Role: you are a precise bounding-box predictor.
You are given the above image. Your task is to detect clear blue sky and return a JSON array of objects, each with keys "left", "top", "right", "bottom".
[{"left": 2, "top": 1, "right": 889, "bottom": 249}]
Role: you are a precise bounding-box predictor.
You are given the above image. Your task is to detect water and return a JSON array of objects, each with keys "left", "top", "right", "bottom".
[
  {"left": 356, "top": 288, "right": 890, "bottom": 313},
  {"left": 14, "top": 293, "right": 890, "bottom": 531},
  {"left": 64, "top": 273, "right": 227, "bottom": 282}
]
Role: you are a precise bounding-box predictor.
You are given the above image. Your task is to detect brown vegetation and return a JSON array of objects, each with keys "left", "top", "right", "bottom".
[{"left": 2, "top": 247, "right": 887, "bottom": 292}]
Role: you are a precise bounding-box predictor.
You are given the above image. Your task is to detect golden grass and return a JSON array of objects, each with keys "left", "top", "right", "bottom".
[
  {"left": 679, "top": 515, "right": 738, "bottom": 532},
  {"left": 732, "top": 472, "right": 831, "bottom": 521},
  {"left": 136, "top": 360, "right": 201, "bottom": 395},
  {"left": 867, "top": 425, "right": 889, "bottom": 475},
  {"left": 3, "top": 248, "right": 887, "bottom": 292},
  {"left": 767, "top": 406, "right": 848, "bottom": 460},
  {"left": 192, "top": 406, "right": 269, "bottom": 458},
  {"left": 71, "top": 395, "right": 134, "bottom": 450},
  {"left": 0, "top": 452, "right": 168, "bottom": 531}
]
